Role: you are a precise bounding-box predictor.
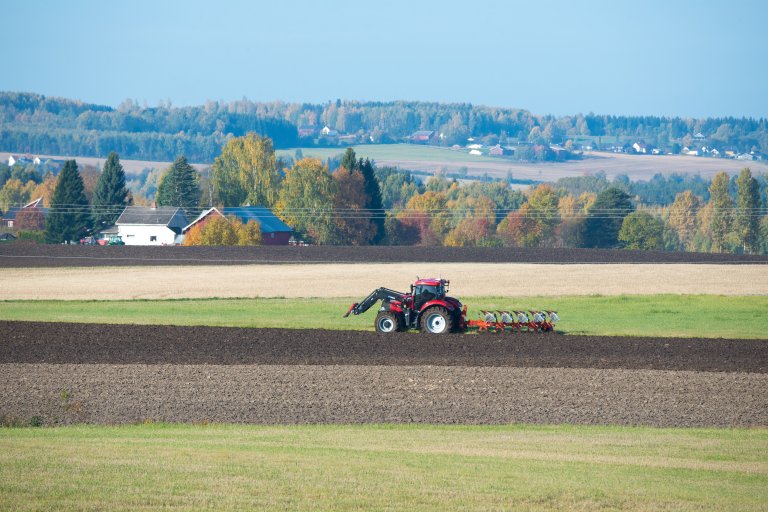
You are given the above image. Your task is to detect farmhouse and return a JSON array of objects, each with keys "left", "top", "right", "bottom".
[
  {"left": 182, "top": 206, "right": 293, "bottom": 245},
  {"left": 1, "top": 198, "right": 47, "bottom": 229},
  {"left": 115, "top": 205, "right": 188, "bottom": 245},
  {"left": 409, "top": 130, "right": 435, "bottom": 143},
  {"left": 321, "top": 125, "right": 339, "bottom": 137}
]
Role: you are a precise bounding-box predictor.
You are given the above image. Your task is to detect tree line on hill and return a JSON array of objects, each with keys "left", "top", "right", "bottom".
[
  {"left": 1, "top": 92, "right": 767, "bottom": 162},
  {"left": 1, "top": 132, "right": 767, "bottom": 254}
]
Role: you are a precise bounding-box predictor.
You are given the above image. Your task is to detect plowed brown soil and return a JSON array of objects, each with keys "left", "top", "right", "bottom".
[
  {"left": 1, "top": 244, "right": 766, "bottom": 267},
  {"left": 1, "top": 322, "right": 765, "bottom": 372},
  {"left": 1, "top": 322, "right": 766, "bottom": 428}
]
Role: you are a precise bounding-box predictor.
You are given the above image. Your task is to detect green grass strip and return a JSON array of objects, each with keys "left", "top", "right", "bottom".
[
  {"left": 1, "top": 423, "right": 766, "bottom": 511},
  {"left": 0, "top": 294, "right": 766, "bottom": 338}
]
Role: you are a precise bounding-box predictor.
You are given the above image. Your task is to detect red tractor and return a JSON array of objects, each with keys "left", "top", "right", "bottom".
[{"left": 343, "top": 278, "right": 466, "bottom": 334}]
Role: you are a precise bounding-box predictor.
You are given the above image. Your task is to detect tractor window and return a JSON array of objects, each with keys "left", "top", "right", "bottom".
[{"left": 415, "top": 284, "right": 445, "bottom": 306}]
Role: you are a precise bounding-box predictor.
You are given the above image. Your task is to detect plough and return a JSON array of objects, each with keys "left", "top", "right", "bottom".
[
  {"left": 465, "top": 308, "right": 559, "bottom": 333},
  {"left": 344, "top": 277, "right": 559, "bottom": 334}
]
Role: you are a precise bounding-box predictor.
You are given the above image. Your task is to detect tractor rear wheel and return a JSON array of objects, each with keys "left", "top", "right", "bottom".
[
  {"left": 375, "top": 311, "right": 401, "bottom": 333},
  {"left": 420, "top": 307, "right": 453, "bottom": 334}
]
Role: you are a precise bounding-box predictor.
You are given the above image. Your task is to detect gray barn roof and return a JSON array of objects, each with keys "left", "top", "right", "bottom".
[{"left": 116, "top": 206, "right": 188, "bottom": 229}]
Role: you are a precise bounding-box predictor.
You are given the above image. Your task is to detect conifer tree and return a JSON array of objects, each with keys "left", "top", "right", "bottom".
[
  {"left": 359, "top": 157, "right": 385, "bottom": 244},
  {"left": 45, "top": 160, "right": 91, "bottom": 243},
  {"left": 91, "top": 152, "right": 130, "bottom": 229},
  {"left": 156, "top": 155, "right": 201, "bottom": 217},
  {"left": 582, "top": 187, "right": 633, "bottom": 248}
]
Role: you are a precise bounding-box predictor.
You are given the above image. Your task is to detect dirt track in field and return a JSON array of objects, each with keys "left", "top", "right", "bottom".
[
  {"left": 2, "top": 263, "right": 767, "bottom": 299},
  {"left": 1, "top": 322, "right": 766, "bottom": 428}
]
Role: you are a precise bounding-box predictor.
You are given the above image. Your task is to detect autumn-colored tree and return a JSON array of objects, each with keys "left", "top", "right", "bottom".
[
  {"left": 182, "top": 223, "right": 204, "bottom": 246},
  {"left": 332, "top": 165, "right": 373, "bottom": 245},
  {"left": 0, "top": 179, "right": 36, "bottom": 211},
  {"left": 444, "top": 196, "right": 497, "bottom": 247},
  {"left": 199, "top": 216, "right": 238, "bottom": 245},
  {"left": 14, "top": 207, "right": 46, "bottom": 231},
  {"left": 275, "top": 158, "right": 336, "bottom": 244},
  {"left": 31, "top": 173, "right": 57, "bottom": 207},
  {"left": 618, "top": 212, "right": 665, "bottom": 250},
  {"left": 526, "top": 184, "right": 560, "bottom": 245},
  {"left": 734, "top": 168, "right": 761, "bottom": 253},
  {"left": 234, "top": 219, "right": 262, "bottom": 246},
  {"left": 398, "top": 191, "right": 450, "bottom": 245},
  {"left": 667, "top": 191, "right": 701, "bottom": 250},
  {"left": 80, "top": 165, "right": 101, "bottom": 202},
  {"left": 497, "top": 204, "right": 541, "bottom": 247},
  {"left": 210, "top": 133, "right": 279, "bottom": 207},
  {"left": 708, "top": 172, "right": 733, "bottom": 252}
]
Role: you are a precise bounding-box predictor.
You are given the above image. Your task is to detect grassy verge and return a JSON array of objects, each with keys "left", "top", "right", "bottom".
[
  {"left": 0, "top": 424, "right": 765, "bottom": 511},
  {"left": 1, "top": 294, "right": 766, "bottom": 338}
]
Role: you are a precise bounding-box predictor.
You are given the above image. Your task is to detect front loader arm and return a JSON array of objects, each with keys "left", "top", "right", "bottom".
[{"left": 343, "top": 287, "right": 406, "bottom": 317}]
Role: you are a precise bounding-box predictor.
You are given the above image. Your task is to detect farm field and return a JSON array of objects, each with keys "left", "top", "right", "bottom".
[
  {"left": 5, "top": 144, "right": 767, "bottom": 182},
  {"left": 1, "top": 321, "right": 766, "bottom": 427},
  {"left": 2, "top": 294, "right": 767, "bottom": 338},
  {"left": 2, "top": 249, "right": 767, "bottom": 511},
  {"left": 2, "top": 424, "right": 766, "bottom": 511},
  {"left": 1, "top": 263, "right": 766, "bottom": 300},
  {"left": 2, "top": 244, "right": 766, "bottom": 266},
  {"left": 276, "top": 144, "right": 768, "bottom": 180}
]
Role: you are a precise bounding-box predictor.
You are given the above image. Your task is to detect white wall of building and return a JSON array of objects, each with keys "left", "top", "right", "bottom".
[{"left": 117, "top": 225, "right": 178, "bottom": 245}]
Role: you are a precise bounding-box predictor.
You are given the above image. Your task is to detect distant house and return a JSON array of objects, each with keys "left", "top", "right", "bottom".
[
  {"left": 736, "top": 153, "right": 754, "bottom": 161},
  {"left": 321, "top": 126, "right": 339, "bottom": 137},
  {"left": 8, "top": 155, "right": 39, "bottom": 167},
  {"left": 182, "top": 206, "right": 293, "bottom": 245},
  {"left": 488, "top": 144, "right": 513, "bottom": 156},
  {"left": 468, "top": 149, "right": 483, "bottom": 156},
  {"left": 297, "top": 126, "right": 317, "bottom": 138},
  {"left": 1, "top": 198, "right": 47, "bottom": 229},
  {"left": 339, "top": 134, "right": 357, "bottom": 144},
  {"left": 710, "top": 148, "right": 720, "bottom": 156},
  {"left": 693, "top": 132, "right": 706, "bottom": 141},
  {"left": 632, "top": 142, "right": 647, "bottom": 154},
  {"left": 409, "top": 130, "right": 434, "bottom": 143},
  {"left": 114, "top": 205, "right": 188, "bottom": 245}
]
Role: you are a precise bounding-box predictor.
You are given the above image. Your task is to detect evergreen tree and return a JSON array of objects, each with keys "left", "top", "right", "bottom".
[
  {"left": 734, "top": 168, "right": 761, "bottom": 253},
  {"left": 45, "top": 160, "right": 91, "bottom": 243},
  {"left": 359, "top": 158, "right": 385, "bottom": 244},
  {"left": 340, "top": 147, "right": 358, "bottom": 172},
  {"left": 91, "top": 151, "right": 130, "bottom": 229},
  {"left": 708, "top": 172, "right": 733, "bottom": 253},
  {"left": 582, "top": 187, "right": 633, "bottom": 248},
  {"left": 156, "top": 155, "right": 201, "bottom": 217}
]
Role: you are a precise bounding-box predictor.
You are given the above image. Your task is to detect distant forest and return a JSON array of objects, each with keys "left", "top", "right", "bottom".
[{"left": 1, "top": 91, "right": 767, "bottom": 162}]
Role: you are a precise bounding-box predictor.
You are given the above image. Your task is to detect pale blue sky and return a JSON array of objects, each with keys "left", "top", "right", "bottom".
[{"left": 1, "top": 0, "right": 765, "bottom": 117}]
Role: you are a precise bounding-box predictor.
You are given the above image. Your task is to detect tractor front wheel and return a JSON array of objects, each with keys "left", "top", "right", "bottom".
[
  {"left": 375, "top": 311, "right": 401, "bottom": 333},
  {"left": 420, "top": 307, "right": 453, "bottom": 334}
]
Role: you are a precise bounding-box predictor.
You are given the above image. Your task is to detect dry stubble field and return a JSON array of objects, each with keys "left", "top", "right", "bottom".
[{"left": 2, "top": 263, "right": 767, "bottom": 299}]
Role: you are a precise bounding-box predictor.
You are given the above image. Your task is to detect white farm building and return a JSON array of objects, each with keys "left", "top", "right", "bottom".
[{"left": 114, "top": 206, "right": 188, "bottom": 245}]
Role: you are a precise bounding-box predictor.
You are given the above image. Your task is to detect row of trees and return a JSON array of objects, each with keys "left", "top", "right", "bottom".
[
  {"left": 2, "top": 92, "right": 766, "bottom": 162},
  {"left": 375, "top": 168, "right": 766, "bottom": 254},
  {"left": 3, "top": 129, "right": 766, "bottom": 253}
]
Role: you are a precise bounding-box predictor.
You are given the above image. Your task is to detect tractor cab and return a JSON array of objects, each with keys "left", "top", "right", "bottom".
[{"left": 411, "top": 278, "right": 447, "bottom": 310}]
